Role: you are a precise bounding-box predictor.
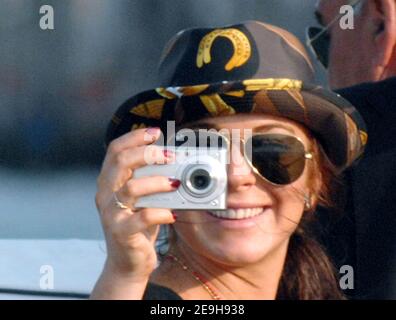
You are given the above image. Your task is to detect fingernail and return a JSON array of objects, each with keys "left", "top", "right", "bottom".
[
  {"left": 163, "top": 149, "right": 175, "bottom": 158},
  {"left": 145, "top": 127, "right": 160, "bottom": 136},
  {"left": 169, "top": 178, "right": 181, "bottom": 188},
  {"left": 171, "top": 211, "right": 178, "bottom": 220}
]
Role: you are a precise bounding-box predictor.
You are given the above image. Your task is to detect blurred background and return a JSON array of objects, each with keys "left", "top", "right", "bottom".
[{"left": 0, "top": 0, "right": 325, "bottom": 240}]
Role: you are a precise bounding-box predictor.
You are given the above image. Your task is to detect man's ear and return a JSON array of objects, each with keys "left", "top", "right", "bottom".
[{"left": 371, "top": 0, "right": 396, "bottom": 69}]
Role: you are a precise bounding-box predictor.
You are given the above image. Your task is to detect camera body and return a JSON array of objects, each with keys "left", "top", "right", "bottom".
[{"left": 134, "top": 146, "right": 228, "bottom": 210}]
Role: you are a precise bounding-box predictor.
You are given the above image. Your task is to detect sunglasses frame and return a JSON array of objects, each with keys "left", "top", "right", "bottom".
[
  {"left": 305, "top": 26, "right": 331, "bottom": 69},
  {"left": 168, "top": 129, "right": 313, "bottom": 187}
]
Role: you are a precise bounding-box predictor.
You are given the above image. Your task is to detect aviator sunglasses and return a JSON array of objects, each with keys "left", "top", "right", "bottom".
[{"left": 167, "top": 129, "right": 313, "bottom": 186}]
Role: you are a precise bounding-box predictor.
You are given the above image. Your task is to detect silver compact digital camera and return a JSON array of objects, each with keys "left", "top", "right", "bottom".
[{"left": 133, "top": 145, "right": 228, "bottom": 210}]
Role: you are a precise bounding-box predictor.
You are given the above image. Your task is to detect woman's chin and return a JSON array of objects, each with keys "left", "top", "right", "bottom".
[{"left": 205, "top": 237, "right": 282, "bottom": 266}]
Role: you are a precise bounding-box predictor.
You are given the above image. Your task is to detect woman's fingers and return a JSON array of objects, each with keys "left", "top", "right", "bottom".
[
  {"left": 99, "top": 175, "right": 179, "bottom": 228},
  {"left": 107, "top": 127, "right": 162, "bottom": 154},
  {"left": 115, "top": 175, "right": 180, "bottom": 208},
  {"left": 102, "top": 208, "right": 175, "bottom": 244},
  {"left": 98, "top": 142, "right": 176, "bottom": 204},
  {"left": 102, "top": 145, "right": 175, "bottom": 192},
  {"left": 113, "top": 145, "right": 175, "bottom": 174},
  {"left": 121, "top": 208, "right": 175, "bottom": 237},
  {"left": 98, "top": 127, "right": 165, "bottom": 191}
]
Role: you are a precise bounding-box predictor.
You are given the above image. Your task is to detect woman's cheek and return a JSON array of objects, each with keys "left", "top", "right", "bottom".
[{"left": 274, "top": 186, "right": 305, "bottom": 225}]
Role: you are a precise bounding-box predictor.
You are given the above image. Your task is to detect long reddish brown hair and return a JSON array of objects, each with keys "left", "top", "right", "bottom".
[{"left": 276, "top": 138, "right": 345, "bottom": 300}]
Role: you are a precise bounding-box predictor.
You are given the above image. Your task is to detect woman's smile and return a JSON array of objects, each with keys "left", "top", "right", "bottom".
[
  {"left": 204, "top": 206, "right": 272, "bottom": 229},
  {"left": 208, "top": 207, "right": 266, "bottom": 220}
]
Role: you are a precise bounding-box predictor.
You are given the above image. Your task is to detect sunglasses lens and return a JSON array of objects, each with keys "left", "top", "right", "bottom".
[
  {"left": 247, "top": 134, "right": 307, "bottom": 185},
  {"left": 307, "top": 26, "right": 330, "bottom": 68}
]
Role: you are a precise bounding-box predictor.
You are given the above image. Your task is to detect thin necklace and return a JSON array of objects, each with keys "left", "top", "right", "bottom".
[{"left": 166, "top": 253, "right": 222, "bottom": 300}]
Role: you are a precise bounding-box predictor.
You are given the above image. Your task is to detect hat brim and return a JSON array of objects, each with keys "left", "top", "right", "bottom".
[{"left": 106, "top": 78, "right": 367, "bottom": 171}]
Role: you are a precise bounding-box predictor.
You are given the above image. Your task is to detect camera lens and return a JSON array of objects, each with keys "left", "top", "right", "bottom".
[{"left": 190, "top": 169, "right": 211, "bottom": 190}]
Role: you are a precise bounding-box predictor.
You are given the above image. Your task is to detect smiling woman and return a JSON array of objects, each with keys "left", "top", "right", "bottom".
[
  {"left": 151, "top": 114, "right": 340, "bottom": 300},
  {"left": 91, "top": 20, "right": 367, "bottom": 300}
]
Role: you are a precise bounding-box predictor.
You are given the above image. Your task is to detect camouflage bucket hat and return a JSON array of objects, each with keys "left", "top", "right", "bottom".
[{"left": 106, "top": 20, "right": 367, "bottom": 172}]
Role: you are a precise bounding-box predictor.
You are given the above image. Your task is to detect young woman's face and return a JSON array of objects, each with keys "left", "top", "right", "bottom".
[{"left": 172, "top": 113, "right": 318, "bottom": 266}]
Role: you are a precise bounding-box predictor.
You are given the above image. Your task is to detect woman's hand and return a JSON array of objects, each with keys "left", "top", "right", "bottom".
[{"left": 91, "top": 128, "right": 178, "bottom": 299}]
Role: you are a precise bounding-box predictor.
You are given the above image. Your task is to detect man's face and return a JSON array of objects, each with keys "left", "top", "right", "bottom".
[{"left": 316, "top": 0, "right": 375, "bottom": 89}]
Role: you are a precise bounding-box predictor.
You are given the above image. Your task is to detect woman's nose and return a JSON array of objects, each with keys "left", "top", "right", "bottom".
[{"left": 227, "top": 142, "right": 256, "bottom": 191}]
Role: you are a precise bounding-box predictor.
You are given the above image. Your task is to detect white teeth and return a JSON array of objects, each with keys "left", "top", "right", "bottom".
[{"left": 209, "top": 207, "right": 264, "bottom": 220}]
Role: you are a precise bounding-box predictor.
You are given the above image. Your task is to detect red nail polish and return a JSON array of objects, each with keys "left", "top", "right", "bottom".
[
  {"left": 169, "top": 178, "right": 181, "bottom": 188},
  {"left": 171, "top": 211, "right": 178, "bottom": 220},
  {"left": 163, "top": 150, "right": 175, "bottom": 158}
]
